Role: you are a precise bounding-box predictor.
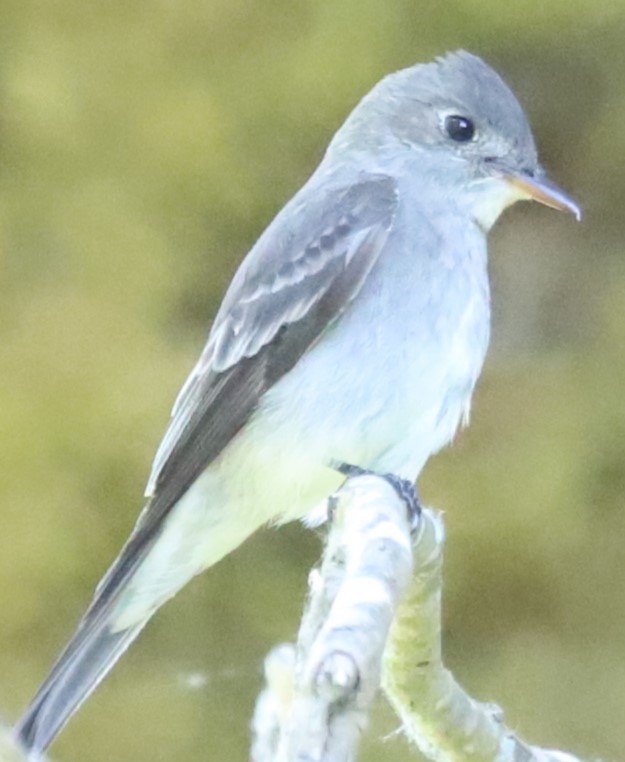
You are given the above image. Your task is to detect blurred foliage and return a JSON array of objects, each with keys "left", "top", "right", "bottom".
[{"left": 1, "top": 1, "right": 625, "bottom": 761}]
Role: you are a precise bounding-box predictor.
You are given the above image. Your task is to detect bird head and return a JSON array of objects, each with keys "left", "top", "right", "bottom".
[{"left": 332, "top": 50, "right": 580, "bottom": 230}]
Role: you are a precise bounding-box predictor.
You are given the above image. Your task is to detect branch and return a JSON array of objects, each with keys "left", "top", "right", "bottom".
[
  {"left": 252, "top": 475, "right": 413, "bottom": 762},
  {"left": 253, "top": 476, "right": 595, "bottom": 762},
  {"left": 381, "top": 509, "right": 589, "bottom": 762}
]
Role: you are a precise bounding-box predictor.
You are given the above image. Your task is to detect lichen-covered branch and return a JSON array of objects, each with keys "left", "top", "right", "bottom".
[
  {"left": 253, "top": 476, "right": 594, "bottom": 762},
  {"left": 382, "top": 509, "right": 588, "bottom": 762},
  {"left": 251, "top": 475, "right": 413, "bottom": 762}
]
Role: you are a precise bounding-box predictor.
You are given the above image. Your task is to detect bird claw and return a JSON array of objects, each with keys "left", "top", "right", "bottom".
[{"left": 332, "top": 461, "right": 421, "bottom": 530}]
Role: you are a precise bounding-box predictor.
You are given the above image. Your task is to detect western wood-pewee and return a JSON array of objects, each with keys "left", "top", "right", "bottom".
[{"left": 16, "top": 50, "right": 580, "bottom": 754}]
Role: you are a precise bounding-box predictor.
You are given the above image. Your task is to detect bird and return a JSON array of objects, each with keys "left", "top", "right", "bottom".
[{"left": 15, "top": 50, "right": 580, "bottom": 755}]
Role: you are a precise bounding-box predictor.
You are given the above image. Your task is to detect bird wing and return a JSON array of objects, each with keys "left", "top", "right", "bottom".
[{"left": 96, "top": 172, "right": 398, "bottom": 604}]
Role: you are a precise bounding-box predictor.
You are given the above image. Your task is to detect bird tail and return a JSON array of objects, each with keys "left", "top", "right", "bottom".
[
  {"left": 14, "top": 492, "right": 173, "bottom": 756},
  {"left": 15, "top": 618, "right": 146, "bottom": 757},
  {"left": 14, "top": 465, "right": 263, "bottom": 757}
]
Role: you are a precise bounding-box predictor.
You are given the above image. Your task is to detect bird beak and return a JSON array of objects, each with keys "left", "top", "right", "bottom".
[{"left": 487, "top": 162, "right": 581, "bottom": 221}]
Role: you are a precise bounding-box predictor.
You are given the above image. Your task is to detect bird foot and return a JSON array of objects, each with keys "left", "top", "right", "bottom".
[{"left": 333, "top": 461, "right": 421, "bottom": 530}]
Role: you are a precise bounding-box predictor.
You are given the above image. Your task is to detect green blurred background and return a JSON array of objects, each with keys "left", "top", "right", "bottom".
[{"left": 1, "top": 1, "right": 624, "bottom": 760}]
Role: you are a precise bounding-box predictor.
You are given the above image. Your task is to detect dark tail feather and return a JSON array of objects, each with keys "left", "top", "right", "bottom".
[
  {"left": 15, "top": 619, "right": 145, "bottom": 756},
  {"left": 14, "top": 495, "right": 171, "bottom": 756},
  {"left": 14, "top": 487, "right": 225, "bottom": 756}
]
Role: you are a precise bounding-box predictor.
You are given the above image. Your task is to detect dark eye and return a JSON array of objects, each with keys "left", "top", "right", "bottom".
[{"left": 444, "top": 115, "right": 475, "bottom": 142}]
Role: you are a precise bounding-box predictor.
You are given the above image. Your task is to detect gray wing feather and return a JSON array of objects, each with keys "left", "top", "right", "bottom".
[
  {"left": 146, "top": 174, "right": 398, "bottom": 498},
  {"left": 85, "top": 173, "right": 397, "bottom": 618}
]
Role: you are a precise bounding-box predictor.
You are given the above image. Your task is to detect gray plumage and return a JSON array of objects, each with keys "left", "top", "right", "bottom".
[{"left": 15, "top": 50, "right": 579, "bottom": 756}]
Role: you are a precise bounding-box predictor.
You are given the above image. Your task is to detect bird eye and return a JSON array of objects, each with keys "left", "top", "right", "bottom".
[{"left": 444, "top": 115, "right": 476, "bottom": 142}]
